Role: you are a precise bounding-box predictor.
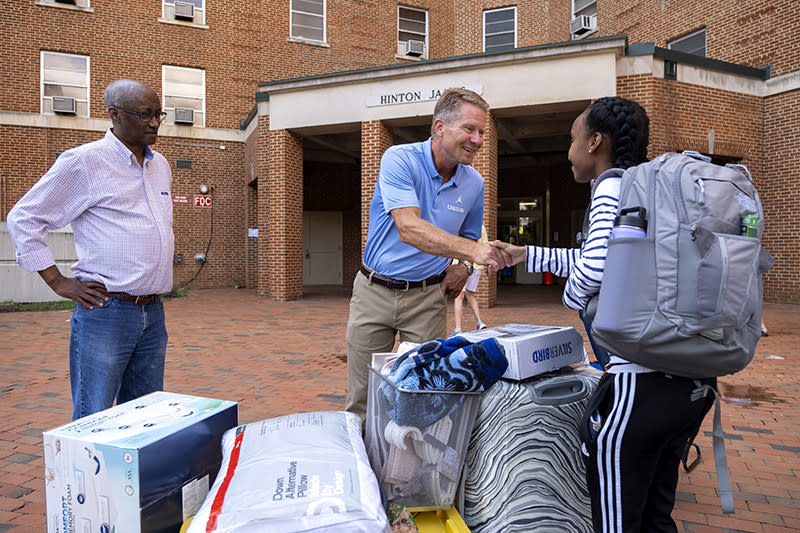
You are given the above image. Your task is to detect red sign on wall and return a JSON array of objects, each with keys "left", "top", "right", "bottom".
[
  {"left": 194, "top": 195, "right": 212, "bottom": 208},
  {"left": 172, "top": 194, "right": 188, "bottom": 204}
]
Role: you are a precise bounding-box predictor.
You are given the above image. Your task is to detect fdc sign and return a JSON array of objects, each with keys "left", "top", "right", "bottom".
[{"left": 194, "top": 195, "right": 212, "bottom": 208}]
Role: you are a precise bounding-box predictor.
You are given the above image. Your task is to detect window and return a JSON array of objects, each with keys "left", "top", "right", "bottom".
[
  {"left": 571, "top": 0, "right": 597, "bottom": 37},
  {"left": 668, "top": 29, "right": 707, "bottom": 57},
  {"left": 41, "top": 51, "right": 89, "bottom": 116},
  {"left": 291, "top": 0, "right": 325, "bottom": 42},
  {"left": 36, "top": 0, "right": 92, "bottom": 9},
  {"left": 484, "top": 7, "right": 516, "bottom": 53},
  {"left": 398, "top": 6, "right": 428, "bottom": 58},
  {"left": 573, "top": 0, "right": 596, "bottom": 19},
  {"left": 162, "top": 66, "right": 205, "bottom": 127},
  {"left": 162, "top": 0, "right": 205, "bottom": 25}
]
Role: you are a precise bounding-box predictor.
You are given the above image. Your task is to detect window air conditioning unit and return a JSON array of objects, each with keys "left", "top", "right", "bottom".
[
  {"left": 174, "top": 107, "right": 195, "bottom": 124},
  {"left": 404, "top": 39, "right": 425, "bottom": 57},
  {"left": 570, "top": 15, "right": 596, "bottom": 36},
  {"left": 174, "top": 1, "right": 195, "bottom": 20},
  {"left": 52, "top": 96, "right": 76, "bottom": 114}
]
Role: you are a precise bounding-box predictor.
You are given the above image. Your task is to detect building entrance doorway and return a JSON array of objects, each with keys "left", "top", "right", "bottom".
[
  {"left": 303, "top": 211, "right": 342, "bottom": 285},
  {"left": 497, "top": 197, "right": 544, "bottom": 284}
]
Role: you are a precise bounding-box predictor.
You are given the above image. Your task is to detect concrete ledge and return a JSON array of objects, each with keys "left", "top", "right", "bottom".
[
  {"left": 0, "top": 263, "right": 72, "bottom": 303},
  {"left": 1, "top": 222, "right": 75, "bottom": 302}
]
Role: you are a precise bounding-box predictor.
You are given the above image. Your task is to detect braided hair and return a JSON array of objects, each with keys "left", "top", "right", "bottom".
[{"left": 584, "top": 97, "right": 650, "bottom": 169}]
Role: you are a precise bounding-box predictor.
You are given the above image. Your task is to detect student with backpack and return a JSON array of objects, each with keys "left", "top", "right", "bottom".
[{"left": 492, "top": 96, "right": 716, "bottom": 532}]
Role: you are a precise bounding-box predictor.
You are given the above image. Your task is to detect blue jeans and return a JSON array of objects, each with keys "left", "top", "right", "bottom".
[{"left": 69, "top": 295, "right": 167, "bottom": 420}]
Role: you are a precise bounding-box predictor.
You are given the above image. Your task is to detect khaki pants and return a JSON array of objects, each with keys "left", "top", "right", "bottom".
[{"left": 345, "top": 271, "right": 448, "bottom": 423}]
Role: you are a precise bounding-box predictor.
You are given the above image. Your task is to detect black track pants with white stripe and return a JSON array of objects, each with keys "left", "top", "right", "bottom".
[{"left": 580, "top": 372, "right": 715, "bottom": 532}]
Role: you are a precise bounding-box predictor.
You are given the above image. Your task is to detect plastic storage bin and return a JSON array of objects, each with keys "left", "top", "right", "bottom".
[{"left": 365, "top": 361, "right": 480, "bottom": 511}]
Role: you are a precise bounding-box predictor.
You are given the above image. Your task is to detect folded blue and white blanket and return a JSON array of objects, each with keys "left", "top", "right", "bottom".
[{"left": 381, "top": 336, "right": 507, "bottom": 428}]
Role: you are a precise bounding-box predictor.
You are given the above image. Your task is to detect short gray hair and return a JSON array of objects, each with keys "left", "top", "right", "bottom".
[
  {"left": 103, "top": 79, "right": 147, "bottom": 109},
  {"left": 431, "top": 88, "right": 490, "bottom": 136}
]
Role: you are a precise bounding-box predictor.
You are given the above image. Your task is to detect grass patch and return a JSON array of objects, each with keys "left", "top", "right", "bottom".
[
  {"left": 164, "top": 288, "right": 188, "bottom": 299},
  {"left": 1, "top": 289, "right": 188, "bottom": 313},
  {"left": 0, "top": 300, "right": 75, "bottom": 313}
]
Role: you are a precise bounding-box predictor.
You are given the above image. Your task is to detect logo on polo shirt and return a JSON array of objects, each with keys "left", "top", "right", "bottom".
[{"left": 447, "top": 194, "right": 465, "bottom": 213}]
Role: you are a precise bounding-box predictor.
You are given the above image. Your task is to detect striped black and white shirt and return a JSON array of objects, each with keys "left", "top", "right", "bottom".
[
  {"left": 525, "top": 168, "right": 654, "bottom": 373},
  {"left": 524, "top": 168, "right": 622, "bottom": 311}
]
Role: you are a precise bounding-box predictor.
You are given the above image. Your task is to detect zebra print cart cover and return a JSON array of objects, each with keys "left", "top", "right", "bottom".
[{"left": 462, "top": 365, "right": 601, "bottom": 533}]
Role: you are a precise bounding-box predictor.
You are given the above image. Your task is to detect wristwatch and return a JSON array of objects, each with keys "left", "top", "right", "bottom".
[{"left": 455, "top": 259, "right": 474, "bottom": 275}]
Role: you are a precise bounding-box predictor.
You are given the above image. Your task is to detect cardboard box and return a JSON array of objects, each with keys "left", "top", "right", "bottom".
[
  {"left": 462, "top": 324, "right": 586, "bottom": 380},
  {"left": 43, "top": 391, "right": 238, "bottom": 533}
]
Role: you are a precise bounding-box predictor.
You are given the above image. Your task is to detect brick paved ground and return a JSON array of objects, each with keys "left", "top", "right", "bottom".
[{"left": 1, "top": 285, "right": 797, "bottom": 532}]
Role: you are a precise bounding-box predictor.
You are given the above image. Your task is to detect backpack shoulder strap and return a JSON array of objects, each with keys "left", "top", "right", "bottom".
[{"left": 577, "top": 168, "right": 625, "bottom": 245}]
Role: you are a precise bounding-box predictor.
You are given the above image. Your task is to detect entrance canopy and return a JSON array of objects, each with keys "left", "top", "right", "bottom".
[{"left": 257, "top": 35, "right": 626, "bottom": 160}]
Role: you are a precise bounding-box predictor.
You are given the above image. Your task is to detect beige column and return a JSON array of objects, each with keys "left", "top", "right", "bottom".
[{"left": 472, "top": 112, "right": 498, "bottom": 308}]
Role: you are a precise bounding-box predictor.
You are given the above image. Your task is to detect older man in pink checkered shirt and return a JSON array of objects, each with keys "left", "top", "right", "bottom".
[{"left": 8, "top": 79, "right": 174, "bottom": 420}]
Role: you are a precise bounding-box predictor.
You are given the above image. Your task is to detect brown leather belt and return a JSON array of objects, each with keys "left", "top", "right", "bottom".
[
  {"left": 113, "top": 293, "right": 160, "bottom": 305},
  {"left": 360, "top": 263, "right": 446, "bottom": 291}
]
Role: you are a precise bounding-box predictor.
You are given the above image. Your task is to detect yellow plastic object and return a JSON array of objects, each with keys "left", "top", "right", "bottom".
[
  {"left": 411, "top": 507, "right": 471, "bottom": 533},
  {"left": 180, "top": 517, "right": 192, "bottom": 533}
]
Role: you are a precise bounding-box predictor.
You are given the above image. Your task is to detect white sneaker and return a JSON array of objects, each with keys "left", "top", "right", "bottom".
[
  {"left": 451, "top": 328, "right": 462, "bottom": 336},
  {"left": 477, "top": 321, "right": 487, "bottom": 330}
]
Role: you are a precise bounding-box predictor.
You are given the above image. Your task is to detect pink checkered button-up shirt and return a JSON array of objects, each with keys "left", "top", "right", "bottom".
[{"left": 7, "top": 129, "right": 174, "bottom": 295}]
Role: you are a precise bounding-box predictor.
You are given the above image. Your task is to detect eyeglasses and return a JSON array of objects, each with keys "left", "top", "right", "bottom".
[{"left": 113, "top": 106, "right": 168, "bottom": 122}]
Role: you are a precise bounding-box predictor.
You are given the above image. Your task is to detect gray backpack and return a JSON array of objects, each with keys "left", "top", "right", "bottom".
[
  {"left": 589, "top": 151, "right": 773, "bottom": 377},
  {"left": 586, "top": 151, "right": 773, "bottom": 514}
]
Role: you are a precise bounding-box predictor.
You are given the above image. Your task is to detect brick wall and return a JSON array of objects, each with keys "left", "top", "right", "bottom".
[
  {"left": 762, "top": 88, "right": 800, "bottom": 303},
  {"left": 598, "top": 0, "right": 798, "bottom": 76},
  {"left": 0, "top": 1, "right": 462, "bottom": 129},
  {"left": 266, "top": 128, "right": 303, "bottom": 300},
  {"left": 0, "top": 126, "right": 100, "bottom": 218},
  {"left": 360, "top": 121, "right": 394, "bottom": 252},
  {"left": 453, "top": 1, "right": 565, "bottom": 56},
  {"left": 472, "top": 113, "right": 498, "bottom": 307},
  {"left": 164, "top": 140, "right": 248, "bottom": 290},
  {"left": 619, "top": 76, "right": 764, "bottom": 169},
  {"left": 449, "top": 0, "right": 798, "bottom": 76},
  {"left": 256, "top": 117, "right": 271, "bottom": 297},
  {"left": 0, "top": 124, "right": 248, "bottom": 290}
]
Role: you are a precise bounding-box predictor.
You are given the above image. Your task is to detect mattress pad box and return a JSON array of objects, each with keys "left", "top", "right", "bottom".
[{"left": 43, "top": 391, "right": 238, "bottom": 533}]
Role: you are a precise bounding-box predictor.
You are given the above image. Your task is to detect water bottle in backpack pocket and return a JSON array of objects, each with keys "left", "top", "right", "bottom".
[{"left": 592, "top": 233, "right": 656, "bottom": 343}]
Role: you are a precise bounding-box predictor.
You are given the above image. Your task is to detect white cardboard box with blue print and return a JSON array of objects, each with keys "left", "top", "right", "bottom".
[
  {"left": 462, "top": 324, "right": 587, "bottom": 380},
  {"left": 42, "top": 391, "right": 238, "bottom": 533}
]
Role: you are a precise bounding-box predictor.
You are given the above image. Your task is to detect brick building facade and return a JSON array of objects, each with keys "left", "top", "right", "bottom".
[{"left": 1, "top": 0, "right": 797, "bottom": 303}]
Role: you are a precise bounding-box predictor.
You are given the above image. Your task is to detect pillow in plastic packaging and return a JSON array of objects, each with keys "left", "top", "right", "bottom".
[{"left": 187, "top": 411, "right": 390, "bottom": 533}]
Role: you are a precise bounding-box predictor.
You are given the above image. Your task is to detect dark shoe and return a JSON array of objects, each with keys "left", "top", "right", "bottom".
[{"left": 761, "top": 330, "right": 769, "bottom": 337}]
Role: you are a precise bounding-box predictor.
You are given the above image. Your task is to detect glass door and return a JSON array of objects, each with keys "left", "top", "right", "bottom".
[{"left": 497, "top": 197, "right": 543, "bottom": 284}]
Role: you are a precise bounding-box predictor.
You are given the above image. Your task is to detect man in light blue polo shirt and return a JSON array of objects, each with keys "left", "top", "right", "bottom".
[{"left": 345, "top": 88, "right": 510, "bottom": 422}]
